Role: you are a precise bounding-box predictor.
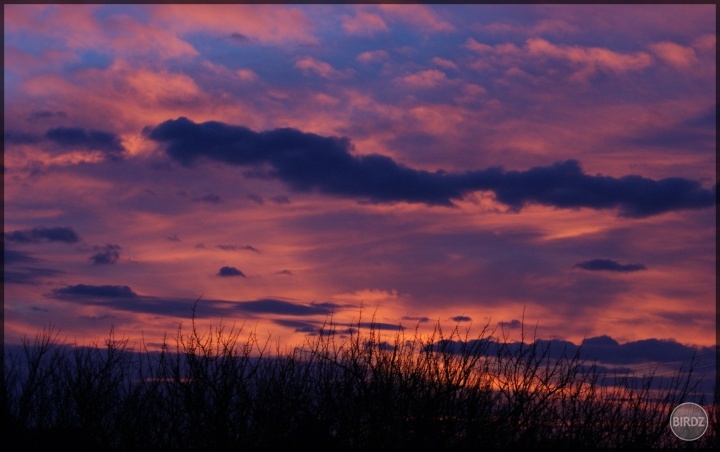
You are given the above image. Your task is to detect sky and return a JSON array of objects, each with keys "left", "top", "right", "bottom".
[{"left": 3, "top": 4, "right": 716, "bottom": 384}]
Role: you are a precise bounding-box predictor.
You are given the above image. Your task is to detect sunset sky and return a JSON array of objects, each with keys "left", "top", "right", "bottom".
[{"left": 3, "top": 4, "right": 716, "bottom": 381}]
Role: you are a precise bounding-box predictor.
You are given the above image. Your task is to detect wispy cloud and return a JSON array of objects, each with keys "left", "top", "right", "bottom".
[{"left": 574, "top": 259, "right": 647, "bottom": 273}]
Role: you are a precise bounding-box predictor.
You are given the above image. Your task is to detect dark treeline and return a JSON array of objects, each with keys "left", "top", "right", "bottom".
[{"left": 3, "top": 315, "right": 717, "bottom": 449}]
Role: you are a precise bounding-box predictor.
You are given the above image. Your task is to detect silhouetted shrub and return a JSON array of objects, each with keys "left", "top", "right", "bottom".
[{"left": 3, "top": 312, "right": 716, "bottom": 449}]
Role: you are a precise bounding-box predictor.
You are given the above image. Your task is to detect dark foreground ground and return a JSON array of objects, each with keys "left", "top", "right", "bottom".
[{"left": 3, "top": 320, "right": 718, "bottom": 449}]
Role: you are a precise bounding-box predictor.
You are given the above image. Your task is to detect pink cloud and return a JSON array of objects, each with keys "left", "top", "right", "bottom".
[
  {"left": 465, "top": 38, "right": 493, "bottom": 54},
  {"left": 341, "top": 11, "right": 388, "bottom": 36},
  {"left": 526, "top": 38, "right": 653, "bottom": 81},
  {"left": 294, "top": 57, "right": 353, "bottom": 80},
  {"left": 432, "top": 57, "right": 458, "bottom": 70},
  {"left": 692, "top": 34, "right": 716, "bottom": 52},
  {"left": 236, "top": 68, "right": 259, "bottom": 82},
  {"left": 395, "top": 69, "right": 448, "bottom": 89},
  {"left": 649, "top": 42, "right": 698, "bottom": 69},
  {"left": 356, "top": 50, "right": 389, "bottom": 64},
  {"left": 378, "top": 4, "right": 454, "bottom": 33},
  {"left": 150, "top": 4, "right": 318, "bottom": 45}
]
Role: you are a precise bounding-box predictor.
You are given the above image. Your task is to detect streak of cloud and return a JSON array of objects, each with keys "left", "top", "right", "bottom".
[
  {"left": 48, "top": 284, "right": 343, "bottom": 318},
  {"left": 148, "top": 118, "right": 716, "bottom": 217},
  {"left": 574, "top": 259, "right": 647, "bottom": 273},
  {"left": 4, "top": 226, "right": 80, "bottom": 244}
]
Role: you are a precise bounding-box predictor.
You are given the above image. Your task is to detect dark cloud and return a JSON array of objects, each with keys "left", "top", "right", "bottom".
[
  {"left": 44, "top": 127, "right": 125, "bottom": 158},
  {"left": 499, "top": 319, "right": 522, "bottom": 329},
  {"left": 197, "top": 193, "right": 222, "bottom": 203},
  {"left": 451, "top": 315, "right": 472, "bottom": 322},
  {"left": 4, "top": 248, "right": 37, "bottom": 264},
  {"left": 435, "top": 334, "right": 714, "bottom": 368},
  {"left": 53, "top": 284, "right": 138, "bottom": 298},
  {"left": 166, "top": 234, "right": 181, "bottom": 242},
  {"left": 4, "top": 130, "right": 41, "bottom": 145},
  {"left": 354, "top": 322, "right": 405, "bottom": 331},
  {"left": 90, "top": 244, "right": 121, "bottom": 265},
  {"left": 574, "top": 259, "right": 646, "bottom": 273},
  {"left": 402, "top": 315, "right": 430, "bottom": 323},
  {"left": 48, "top": 285, "right": 342, "bottom": 318},
  {"left": 4, "top": 267, "right": 64, "bottom": 285},
  {"left": 276, "top": 269, "right": 293, "bottom": 275},
  {"left": 229, "top": 32, "right": 250, "bottom": 42},
  {"left": 147, "top": 118, "right": 716, "bottom": 217},
  {"left": 216, "top": 244, "right": 260, "bottom": 253},
  {"left": 4, "top": 226, "right": 80, "bottom": 244},
  {"left": 247, "top": 194, "right": 264, "bottom": 204},
  {"left": 218, "top": 266, "right": 245, "bottom": 277}
]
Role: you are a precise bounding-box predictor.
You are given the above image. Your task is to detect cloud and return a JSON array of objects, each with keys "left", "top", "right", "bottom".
[
  {"left": 401, "top": 316, "right": 430, "bottom": 323},
  {"left": 649, "top": 41, "right": 698, "bottom": 69},
  {"left": 271, "top": 195, "right": 291, "bottom": 204},
  {"left": 218, "top": 266, "right": 245, "bottom": 277},
  {"left": 196, "top": 193, "right": 222, "bottom": 203},
  {"left": 27, "top": 110, "right": 67, "bottom": 122},
  {"left": 4, "top": 226, "right": 80, "bottom": 244},
  {"left": 574, "top": 259, "right": 647, "bottom": 273},
  {"left": 451, "top": 315, "right": 472, "bottom": 322},
  {"left": 53, "top": 284, "right": 138, "bottom": 298},
  {"left": 48, "top": 284, "right": 343, "bottom": 318},
  {"left": 90, "top": 244, "right": 121, "bottom": 265},
  {"left": 4, "top": 248, "right": 37, "bottom": 264},
  {"left": 395, "top": 69, "right": 448, "bottom": 89},
  {"left": 148, "top": 118, "right": 716, "bottom": 217},
  {"left": 356, "top": 50, "right": 389, "bottom": 64},
  {"left": 277, "top": 270, "right": 293, "bottom": 275},
  {"left": 341, "top": 12, "right": 388, "bottom": 36},
  {"left": 215, "top": 244, "right": 260, "bottom": 253},
  {"left": 432, "top": 57, "right": 458, "bottom": 70},
  {"left": 294, "top": 56, "right": 353, "bottom": 80},
  {"left": 355, "top": 322, "right": 404, "bottom": 331},
  {"left": 4, "top": 130, "right": 42, "bottom": 145},
  {"left": 247, "top": 194, "right": 264, "bottom": 204},
  {"left": 499, "top": 319, "right": 522, "bottom": 329},
  {"left": 4, "top": 267, "right": 65, "bottom": 285},
  {"left": 436, "top": 334, "right": 714, "bottom": 366},
  {"left": 525, "top": 38, "right": 653, "bottom": 81},
  {"left": 44, "top": 127, "right": 125, "bottom": 158}
]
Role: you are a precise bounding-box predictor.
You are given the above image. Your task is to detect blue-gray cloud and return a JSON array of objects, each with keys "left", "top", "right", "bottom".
[
  {"left": 44, "top": 127, "right": 125, "bottom": 159},
  {"left": 574, "top": 259, "right": 647, "bottom": 273},
  {"left": 5, "top": 267, "right": 65, "bottom": 285},
  {"left": 53, "top": 284, "right": 138, "bottom": 298},
  {"left": 48, "top": 284, "right": 343, "bottom": 318},
  {"left": 451, "top": 315, "right": 472, "bottom": 322},
  {"left": 147, "top": 117, "right": 716, "bottom": 217},
  {"left": 90, "top": 244, "right": 121, "bottom": 265},
  {"left": 218, "top": 266, "right": 245, "bottom": 277},
  {"left": 4, "top": 226, "right": 80, "bottom": 244}
]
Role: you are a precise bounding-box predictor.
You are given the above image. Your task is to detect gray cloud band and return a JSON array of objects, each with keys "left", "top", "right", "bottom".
[{"left": 147, "top": 117, "right": 715, "bottom": 218}]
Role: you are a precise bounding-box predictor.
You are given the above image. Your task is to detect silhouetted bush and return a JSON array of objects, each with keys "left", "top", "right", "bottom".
[{"left": 3, "top": 312, "right": 716, "bottom": 449}]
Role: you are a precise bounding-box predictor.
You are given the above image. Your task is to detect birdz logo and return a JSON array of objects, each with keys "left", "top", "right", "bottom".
[{"left": 669, "top": 402, "right": 708, "bottom": 441}]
